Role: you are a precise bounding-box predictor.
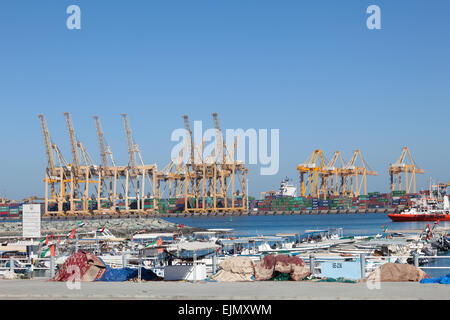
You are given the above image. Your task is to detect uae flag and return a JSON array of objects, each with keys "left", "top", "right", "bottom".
[
  {"left": 145, "top": 238, "right": 162, "bottom": 248},
  {"left": 97, "top": 227, "right": 105, "bottom": 233},
  {"left": 78, "top": 222, "right": 85, "bottom": 228},
  {"left": 68, "top": 229, "right": 77, "bottom": 239},
  {"left": 41, "top": 245, "right": 55, "bottom": 258},
  {"left": 1, "top": 239, "right": 8, "bottom": 246}
]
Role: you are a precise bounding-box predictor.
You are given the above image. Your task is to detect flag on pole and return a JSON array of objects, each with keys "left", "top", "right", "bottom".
[
  {"left": 145, "top": 240, "right": 158, "bottom": 248},
  {"left": 69, "top": 229, "right": 77, "bottom": 239},
  {"left": 1, "top": 239, "right": 8, "bottom": 246},
  {"left": 41, "top": 245, "right": 55, "bottom": 258},
  {"left": 145, "top": 238, "right": 163, "bottom": 248},
  {"left": 157, "top": 237, "right": 164, "bottom": 253},
  {"left": 97, "top": 227, "right": 105, "bottom": 233}
]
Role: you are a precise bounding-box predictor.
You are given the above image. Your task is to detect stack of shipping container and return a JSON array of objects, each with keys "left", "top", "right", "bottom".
[
  {"left": 253, "top": 191, "right": 428, "bottom": 212},
  {"left": 0, "top": 203, "right": 23, "bottom": 219},
  {"left": 0, "top": 188, "right": 441, "bottom": 218}
]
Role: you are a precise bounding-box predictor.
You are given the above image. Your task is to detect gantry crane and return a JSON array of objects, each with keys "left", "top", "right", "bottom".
[
  {"left": 216, "top": 113, "right": 247, "bottom": 212},
  {"left": 389, "top": 146, "right": 424, "bottom": 194},
  {"left": 297, "top": 150, "right": 327, "bottom": 198},
  {"left": 38, "top": 112, "right": 249, "bottom": 216},
  {"left": 93, "top": 115, "right": 127, "bottom": 214},
  {"left": 181, "top": 113, "right": 248, "bottom": 213},
  {"left": 39, "top": 114, "right": 70, "bottom": 215},
  {"left": 183, "top": 114, "right": 205, "bottom": 211},
  {"left": 340, "top": 150, "right": 377, "bottom": 197},
  {"left": 121, "top": 113, "right": 158, "bottom": 213},
  {"left": 63, "top": 112, "right": 99, "bottom": 215},
  {"left": 431, "top": 181, "right": 449, "bottom": 198},
  {"left": 321, "top": 151, "right": 346, "bottom": 197}
]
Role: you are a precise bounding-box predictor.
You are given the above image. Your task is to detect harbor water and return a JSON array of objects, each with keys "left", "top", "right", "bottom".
[
  {"left": 166, "top": 213, "right": 450, "bottom": 278},
  {"left": 166, "top": 213, "right": 450, "bottom": 237}
]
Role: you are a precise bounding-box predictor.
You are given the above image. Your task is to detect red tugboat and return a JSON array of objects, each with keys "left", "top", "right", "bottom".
[{"left": 388, "top": 194, "right": 450, "bottom": 222}]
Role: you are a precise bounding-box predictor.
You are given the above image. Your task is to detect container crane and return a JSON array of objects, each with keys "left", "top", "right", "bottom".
[
  {"left": 63, "top": 112, "right": 98, "bottom": 214},
  {"left": 297, "top": 150, "right": 327, "bottom": 198},
  {"left": 389, "top": 147, "right": 424, "bottom": 194},
  {"left": 93, "top": 115, "right": 125, "bottom": 214},
  {"left": 340, "top": 150, "right": 377, "bottom": 197},
  {"left": 321, "top": 151, "right": 346, "bottom": 197},
  {"left": 120, "top": 113, "right": 158, "bottom": 213},
  {"left": 39, "top": 114, "right": 70, "bottom": 215}
]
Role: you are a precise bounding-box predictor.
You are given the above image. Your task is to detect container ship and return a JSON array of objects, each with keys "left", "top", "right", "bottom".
[{"left": 252, "top": 179, "right": 426, "bottom": 213}]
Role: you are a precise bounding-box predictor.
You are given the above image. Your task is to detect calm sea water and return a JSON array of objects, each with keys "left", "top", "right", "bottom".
[
  {"left": 165, "top": 213, "right": 450, "bottom": 237},
  {"left": 166, "top": 213, "right": 450, "bottom": 277}
]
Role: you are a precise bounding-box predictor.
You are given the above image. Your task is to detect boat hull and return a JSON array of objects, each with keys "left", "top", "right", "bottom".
[{"left": 388, "top": 213, "right": 450, "bottom": 222}]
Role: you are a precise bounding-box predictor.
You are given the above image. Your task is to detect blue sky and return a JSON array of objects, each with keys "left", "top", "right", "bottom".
[{"left": 0, "top": 1, "right": 449, "bottom": 199}]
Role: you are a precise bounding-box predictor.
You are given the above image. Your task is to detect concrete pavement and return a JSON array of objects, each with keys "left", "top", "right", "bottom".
[{"left": 0, "top": 279, "right": 448, "bottom": 300}]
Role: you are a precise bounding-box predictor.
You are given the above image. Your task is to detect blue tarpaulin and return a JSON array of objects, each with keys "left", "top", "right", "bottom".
[
  {"left": 95, "top": 258, "right": 159, "bottom": 282},
  {"left": 96, "top": 267, "right": 159, "bottom": 282},
  {"left": 420, "top": 274, "right": 450, "bottom": 284}
]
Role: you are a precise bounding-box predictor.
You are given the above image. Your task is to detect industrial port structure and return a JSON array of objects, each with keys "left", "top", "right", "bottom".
[
  {"left": 37, "top": 113, "right": 248, "bottom": 217},
  {"left": 0, "top": 114, "right": 446, "bottom": 219},
  {"left": 297, "top": 147, "right": 425, "bottom": 199}
]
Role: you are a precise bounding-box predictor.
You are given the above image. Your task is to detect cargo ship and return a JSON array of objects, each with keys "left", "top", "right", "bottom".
[
  {"left": 276, "top": 178, "right": 297, "bottom": 198},
  {"left": 388, "top": 194, "right": 450, "bottom": 222}
]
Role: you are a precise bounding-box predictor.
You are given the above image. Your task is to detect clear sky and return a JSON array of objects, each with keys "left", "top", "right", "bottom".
[{"left": 0, "top": 0, "right": 449, "bottom": 199}]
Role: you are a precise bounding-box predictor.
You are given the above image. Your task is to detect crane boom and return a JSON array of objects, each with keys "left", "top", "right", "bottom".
[
  {"left": 38, "top": 114, "right": 55, "bottom": 170},
  {"left": 212, "top": 112, "right": 226, "bottom": 164},
  {"left": 64, "top": 112, "right": 80, "bottom": 171},
  {"left": 93, "top": 115, "right": 108, "bottom": 169},
  {"left": 183, "top": 115, "right": 195, "bottom": 165},
  {"left": 121, "top": 113, "right": 137, "bottom": 168}
]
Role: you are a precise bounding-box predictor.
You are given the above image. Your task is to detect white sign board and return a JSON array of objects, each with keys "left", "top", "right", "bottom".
[
  {"left": 22, "top": 204, "right": 41, "bottom": 238},
  {"left": 320, "top": 261, "right": 362, "bottom": 280}
]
